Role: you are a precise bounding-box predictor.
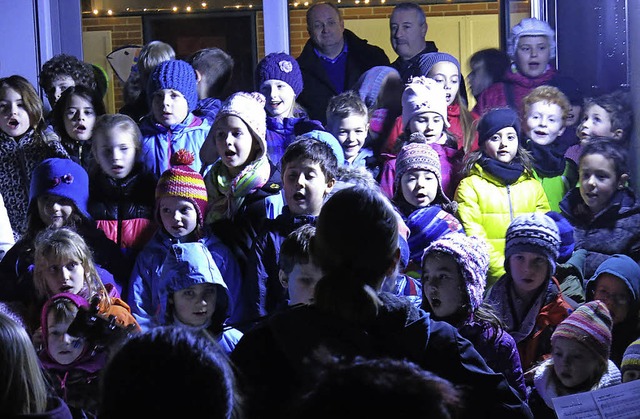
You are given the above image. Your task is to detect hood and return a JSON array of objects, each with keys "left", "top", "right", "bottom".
[
  {"left": 157, "top": 242, "right": 231, "bottom": 325},
  {"left": 586, "top": 254, "right": 640, "bottom": 308}
]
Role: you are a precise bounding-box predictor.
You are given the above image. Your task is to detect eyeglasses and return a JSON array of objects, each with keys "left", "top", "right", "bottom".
[{"left": 594, "top": 288, "right": 630, "bottom": 306}]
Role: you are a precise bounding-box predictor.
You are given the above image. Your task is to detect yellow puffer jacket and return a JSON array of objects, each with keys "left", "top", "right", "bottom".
[{"left": 455, "top": 163, "right": 550, "bottom": 286}]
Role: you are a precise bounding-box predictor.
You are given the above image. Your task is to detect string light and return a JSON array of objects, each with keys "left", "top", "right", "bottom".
[
  {"left": 107, "top": 9, "right": 113, "bottom": 15},
  {"left": 172, "top": 6, "right": 178, "bottom": 11},
  {"left": 92, "top": 9, "right": 98, "bottom": 15},
  {"left": 186, "top": 6, "right": 192, "bottom": 11}
]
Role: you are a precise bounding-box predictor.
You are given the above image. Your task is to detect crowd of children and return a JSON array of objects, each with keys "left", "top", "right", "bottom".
[{"left": 0, "top": 11, "right": 639, "bottom": 418}]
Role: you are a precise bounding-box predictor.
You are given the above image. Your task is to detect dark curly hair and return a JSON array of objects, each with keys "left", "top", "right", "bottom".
[{"left": 39, "top": 54, "right": 96, "bottom": 105}]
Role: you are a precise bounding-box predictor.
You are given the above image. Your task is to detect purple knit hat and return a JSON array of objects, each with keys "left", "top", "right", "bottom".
[
  {"left": 422, "top": 233, "right": 490, "bottom": 314},
  {"left": 395, "top": 132, "right": 447, "bottom": 204},
  {"left": 255, "top": 52, "right": 303, "bottom": 96},
  {"left": 552, "top": 300, "right": 613, "bottom": 361}
]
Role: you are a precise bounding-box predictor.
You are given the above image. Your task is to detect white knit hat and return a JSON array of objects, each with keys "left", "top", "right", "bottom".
[
  {"left": 401, "top": 76, "right": 449, "bottom": 130},
  {"left": 507, "top": 18, "right": 557, "bottom": 59}
]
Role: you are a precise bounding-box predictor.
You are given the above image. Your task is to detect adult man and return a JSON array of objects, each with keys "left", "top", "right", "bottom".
[
  {"left": 389, "top": 2, "right": 438, "bottom": 82},
  {"left": 297, "top": 2, "right": 390, "bottom": 123}
]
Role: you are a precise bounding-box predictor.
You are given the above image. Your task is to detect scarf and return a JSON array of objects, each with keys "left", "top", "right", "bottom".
[
  {"left": 479, "top": 155, "right": 524, "bottom": 185},
  {"left": 526, "top": 140, "right": 567, "bottom": 177},
  {"left": 206, "top": 155, "right": 271, "bottom": 223}
]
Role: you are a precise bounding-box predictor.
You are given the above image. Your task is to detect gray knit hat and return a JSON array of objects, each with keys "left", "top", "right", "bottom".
[{"left": 505, "top": 213, "right": 560, "bottom": 275}]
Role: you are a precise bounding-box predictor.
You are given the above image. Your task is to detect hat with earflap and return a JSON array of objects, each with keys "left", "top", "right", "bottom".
[
  {"left": 508, "top": 17, "right": 557, "bottom": 59},
  {"left": 505, "top": 212, "right": 560, "bottom": 276},
  {"left": 477, "top": 107, "right": 521, "bottom": 147},
  {"left": 422, "top": 233, "right": 490, "bottom": 314},
  {"left": 147, "top": 59, "right": 198, "bottom": 112},
  {"left": 155, "top": 149, "right": 208, "bottom": 225},
  {"left": 255, "top": 52, "right": 303, "bottom": 96}
]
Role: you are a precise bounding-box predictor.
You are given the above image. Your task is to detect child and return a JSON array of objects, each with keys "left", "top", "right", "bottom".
[
  {"left": 468, "top": 48, "right": 511, "bottom": 100},
  {"left": 622, "top": 338, "right": 640, "bottom": 382},
  {"left": 88, "top": 114, "right": 157, "bottom": 256},
  {"left": 474, "top": 18, "right": 559, "bottom": 116},
  {"left": 202, "top": 91, "right": 284, "bottom": 275},
  {"left": 247, "top": 137, "right": 337, "bottom": 320},
  {"left": 577, "top": 90, "right": 633, "bottom": 145},
  {"left": 187, "top": 47, "right": 234, "bottom": 125},
  {"left": 278, "top": 224, "right": 323, "bottom": 307},
  {"left": 128, "top": 151, "right": 242, "bottom": 330},
  {"left": 585, "top": 254, "right": 640, "bottom": 366},
  {"left": 485, "top": 213, "right": 576, "bottom": 372},
  {"left": 157, "top": 242, "right": 243, "bottom": 354},
  {"left": 38, "top": 293, "right": 108, "bottom": 416},
  {"left": 33, "top": 228, "right": 139, "bottom": 332},
  {"left": 139, "top": 59, "right": 211, "bottom": 178},
  {"left": 548, "top": 75, "right": 583, "bottom": 158},
  {"left": 52, "top": 85, "right": 106, "bottom": 171},
  {"left": 379, "top": 77, "right": 461, "bottom": 200},
  {"left": 529, "top": 301, "right": 621, "bottom": 418},
  {"left": 326, "top": 90, "right": 378, "bottom": 175},
  {"left": 421, "top": 233, "right": 526, "bottom": 400},
  {"left": 39, "top": 54, "right": 96, "bottom": 110},
  {"left": 522, "top": 85, "right": 577, "bottom": 211},
  {"left": 559, "top": 139, "right": 640, "bottom": 279},
  {"left": 0, "top": 75, "right": 68, "bottom": 238},
  {"left": 0, "top": 158, "right": 129, "bottom": 324},
  {"left": 455, "top": 108, "right": 550, "bottom": 284}
]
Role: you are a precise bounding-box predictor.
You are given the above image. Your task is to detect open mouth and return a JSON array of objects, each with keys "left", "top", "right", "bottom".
[
  {"left": 534, "top": 130, "right": 547, "bottom": 136},
  {"left": 59, "top": 285, "right": 73, "bottom": 292},
  {"left": 429, "top": 297, "right": 441, "bottom": 308},
  {"left": 269, "top": 100, "right": 282, "bottom": 108},
  {"left": 224, "top": 150, "right": 236, "bottom": 157},
  {"left": 8, "top": 118, "right": 19, "bottom": 128},
  {"left": 111, "top": 164, "right": 123, "bottom": 171},
  {"left": 293, "top": 191, "right": 305, "bottom": 201}
]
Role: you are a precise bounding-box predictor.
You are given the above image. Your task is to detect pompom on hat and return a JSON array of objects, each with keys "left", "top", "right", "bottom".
[
  {"left": 505, "top": 213, "right": 560, "bottom": 276},
  {"left": 29, "top": 158, "right": 90, "bottom": 219},
  {"left": 552, "top": 300, "right": 613, "bottom": 361},
  {"left": 422, "top": 233, "right": 489, "bottom": 313},
  {"left": 155, "top": 150, "right": 208, "bottom": 225},
  {"left": 621, "top": 337, "right": 640, "bottom": 378},
  {"left": 417, "top": 52, "right": 461, "bottom": 77},
  {"left": 477, "top": 107, "right": 521, "bottom": 146},
  {"left": 147, "top": 59, "right": 198, "bottom": 112},
  {"left": 255, "top": 52, "right": 303, "bottom": 96},
  {"left": 213, "top": 91, "right": 268, "bottom": 159},
  {"left": 508, "top": 17, "right": 557, "bottom": 59},
  {"left": 401, "top": 76, "right": 449, "bottom": 130}
]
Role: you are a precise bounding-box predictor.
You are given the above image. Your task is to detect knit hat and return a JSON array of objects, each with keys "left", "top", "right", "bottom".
[
  {"left": 548, "top": 75, "right": 584, "bottom": 106},
  {"left": 401, "top": 76, "right": 449, "bottom": 130},
  {"left": 213, "top": 91, "right": 267, "bottom": 159},
  {"left": 508, "top": 17, "right": 557, "bottom": 59},
  {"left": 422, "top": 233, "right": 489, "bottom": 313},
  {"left": 545, "top": 211, "right": 575, "bottom": 263},
  {"left": 355, "top": 66, "right": 401, "bottom": 108},
  {"left": 622, "top": 338, "right": 640, "bottom": 377},
  {"left": 551, "top": 300, "right": 613, "bottom": 361},
  {"left": 505, "top": 213, "right": 560, "bottom": 275},
  {"left": 477, "top": 107, "right": 521, "bottom": 146},
  {"left": 29, "top": 158, "right": 90, "bottom": 219},
  {"left": 255, "top": 52, "right": 303, "bottom": 96},
  {"left": 395, "top": 132, "right": 447, "bottom": 201},
  {"left": 408, "top": 207, "right": 465, "bottom": 264},
  {"left": 155, "top": 150, "right": 208, "bottom": 225},
  {"left": 147, "top": 59, "right": 198, "bottom": 111},
  {"left": 417, "top": 52, "right": 461, "bottom": 77}
]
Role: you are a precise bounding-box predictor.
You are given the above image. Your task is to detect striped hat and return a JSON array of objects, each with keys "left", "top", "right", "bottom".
[
  {"left": 622, "top": 338, "right": 640, "bottom": 377},
  {"left": 552, "top": 300, "right": 613, "bottom": 361},
  {"left": 155, "top": 149, "right": 208, "bottom": 224},
  {"left": 505, "top": 213, "right": 560, "bottom": 276}
]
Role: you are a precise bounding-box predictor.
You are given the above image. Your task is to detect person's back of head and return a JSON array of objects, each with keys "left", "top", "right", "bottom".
[
  {"left": 137, "top": 40, "right": 176, "bottom": 84},
  {"left": 99, "top": 326, "right": 243, "bottom": 418},
  {"left": 187, "top": 47, "right": 234, "bottom": 99},
  {"left": 469, "top": 48, "right": 511, "bottom": 84}
]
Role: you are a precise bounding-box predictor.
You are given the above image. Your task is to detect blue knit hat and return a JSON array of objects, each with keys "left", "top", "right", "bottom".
[
  {"left": 147, "top": 59, "right": 198, "bottom": 111},
  {"left": 545, "top": 211, "right": 575, "bottom": 263},
  {"left": 477, "top": 108, "right": 521, "bottom": 146},
  {"left": 417, "top": 52, "right": 461, "bottom": 77},
  {"left": 29, "top": 158, "right": 90, "bottom": 219},
  {"left": 407, "top": 206, "right": 465, "bottom": 263},
  {"left": 255, "top": 53, "right": 303, "bottom": 96}
]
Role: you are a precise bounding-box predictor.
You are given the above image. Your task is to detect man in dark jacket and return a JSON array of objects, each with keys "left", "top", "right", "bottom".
[{"left": 297, "top": 2, "right": 390, "bottom": 124}]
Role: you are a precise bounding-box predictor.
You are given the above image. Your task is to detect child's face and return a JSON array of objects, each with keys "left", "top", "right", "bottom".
[
  {"left": 94, "top": 128, "right": 137, "bottom": 179},
  {"left": 45, "top": 75, "right": 75, "bottom": 107},
  {"left": 400, "top": 169, "right": 439, "bottom": 208},
  {"left": 526, "top": 101, "right": 565, "bottom": 145},
  {"left": 468, "top": 60, "right": 493, "bottom": 98},
  {"left": 63, "top": 94, "right": 96, "bottom": 142},
  {"left": 408, "top": 112, "right": 445, "bottom": 143},
  {"left": 159, "top": 196, "right": 199, "bottom": 239},
  {"left": 46, "top": 311, "right": 86, "bottom": 365},
  {"left": 0, "top": 86, "right": 31, "bottom": 139},
  {"left": 280, "top": 261, "right": 323, "bottom": 306},
  {"left": 552, "top": 337, "right": 602, "bottom": 389},
  {"left": 37, "top": 195, "right": 75, "bottom": 228},
  {"left": 579, "top": 153, "right": 625, "bottom": 215},
  {"left": 42, "top": 257, "right": 86, "bottom": 296},
  {"left": 578, "top": 104, "right": 620, "bottom": 143},
  {"left": 329, "top": 114, "right": 369, "bottom": 163},
  {"left": 172, "top": 283, "right": 217, "bottom": 327},
  {"left": 428, "top": 61, "right": 460, "bottom": 106},
  {"left": 483, "top": 127, "right": 518, "bottom": 163},
  {"left": 283, "top": 159, "right": 334, "bottom": 216},
  {"left": 592, "top": 273, "right": 631, "bottom": 325},
  {"left": 515, "top": 35, "right": 551, "bottom": 78},
  {"left": 509, "top": 252, "right": 548, "bottom": 296},
  {"left": 566, "top": 104, "right": 581, "bottom": 127},
  {"left": 421, "top": 253, "right": 463, "bottom": 319},
  {"left": 259, "top": 79, "right": 296, "bottom": 119},
  {"left": 623, "top": 369, "right": 640, "bottom": 383},
  {"left": 151, "top": 89, "right": 189, "bottom": 127},
  {"left": 214, "top": 115, "right": 257, "bottom": 176}
]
